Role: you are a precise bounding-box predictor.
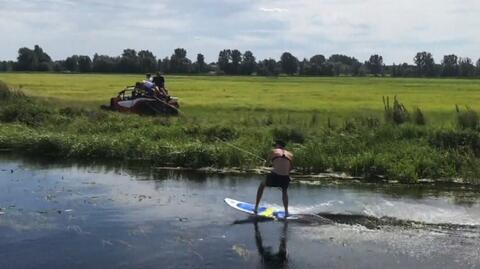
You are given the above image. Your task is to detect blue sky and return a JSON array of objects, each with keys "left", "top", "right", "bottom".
[{"left": 1, "top": 0, "right": 479, "bottom": 63}]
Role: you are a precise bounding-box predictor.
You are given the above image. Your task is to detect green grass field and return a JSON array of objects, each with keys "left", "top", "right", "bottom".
[
  {"left": 0, "top": 73, "right": 479, "bottom": 183},
  {"left": 0, "top": 73, "right": 479, "bottom": 124}
]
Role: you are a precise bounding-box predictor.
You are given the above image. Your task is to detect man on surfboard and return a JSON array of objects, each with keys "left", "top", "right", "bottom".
[{"left": 254, "top": 140, "right": 293, "bottom": 217}]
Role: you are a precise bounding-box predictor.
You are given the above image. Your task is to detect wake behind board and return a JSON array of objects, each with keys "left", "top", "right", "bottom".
[{"left": 224, "top": 198, "right": 297, "bottom": 220}]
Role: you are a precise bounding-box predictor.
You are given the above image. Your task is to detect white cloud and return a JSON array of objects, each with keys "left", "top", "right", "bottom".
[
  {"left": 259, "top": 7, "right": 288, "bottom": 13},
  {"left": 0, "top": 0, "right": 479, "bottom": 63}
]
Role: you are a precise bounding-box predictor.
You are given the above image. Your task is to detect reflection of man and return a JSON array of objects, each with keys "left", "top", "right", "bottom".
[{"left": 254, "top": 221, "right": 288, "bottom": 268}]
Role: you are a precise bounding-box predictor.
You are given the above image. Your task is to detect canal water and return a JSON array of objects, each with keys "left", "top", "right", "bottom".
[{"left": 0, "top": 159, "right": 479, "bottom": 269}]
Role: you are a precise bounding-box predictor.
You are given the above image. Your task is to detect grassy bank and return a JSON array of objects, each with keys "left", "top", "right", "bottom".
[{"left": 0, "top": 74, "right": 479, "bottom": 183}]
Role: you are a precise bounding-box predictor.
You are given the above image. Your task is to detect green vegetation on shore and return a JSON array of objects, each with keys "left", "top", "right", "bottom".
[{"left": 0, "top": 74, "right": 479, "bottom": 183}]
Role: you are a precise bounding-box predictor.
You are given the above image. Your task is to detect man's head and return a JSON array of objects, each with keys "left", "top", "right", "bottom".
[
  {"left": 273, "top": 140, "right": 286, "bottom": 148},
  {"left": 146, "top": 73, "right": 152, "bottom": 79}
]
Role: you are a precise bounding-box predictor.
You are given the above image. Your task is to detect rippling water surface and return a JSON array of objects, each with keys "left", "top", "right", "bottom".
[{"left": 0, "top": 159, "right": 479, "bottom": 269}]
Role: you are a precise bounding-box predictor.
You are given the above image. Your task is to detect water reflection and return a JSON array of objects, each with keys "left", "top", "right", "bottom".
[
  {"left": 254, "top": 221, "right": 288, "bottom": 269},
  {"left": 4, "top": 154, "right": 480, "bottom": 207},
  {"left": 1, "top": 157, "right": 480, "bottom": 269}
]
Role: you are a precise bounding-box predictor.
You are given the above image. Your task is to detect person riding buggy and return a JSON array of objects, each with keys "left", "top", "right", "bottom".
[
  {"left": 136, "top": 72, "right": 169, "bottom": 99},
  {"left": 101, "top": 73, "right": 179, "bottom": 116}
]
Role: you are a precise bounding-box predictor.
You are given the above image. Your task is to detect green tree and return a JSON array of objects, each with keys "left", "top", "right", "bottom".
[
  {"left": 64, "top": 55, "right": 79, "bottom": 72},
  {"left": 92, "top": 53, "right": 119, "bottom": 73},
  {"left": 327, "top": 54, "right": 361, "bottom": 75},
  {"left": 308, "top": 55, "right": 326, "bottom": 75},
  {"left": 194, "top": 53, "right": 207, "bottom": 73},
  {"left": 257, "top": 58, "right": 279, "bottom": 76},
  {"left": 332, "top": 62, "right": 344, "bottom": 76},
  {"left": 458, "top": 57, "right": 475, "bottom": 77},
  {"left": 33, "top": 45, "right": 51, "bottom": 62},
  {"left": 33, "top": 45, "right": 52, "bottom": 71},
  {"left": 351, "top": 61, "right": 362, "bottom": 76},
  {"left": 119, "top": 49, "right": 140, "bottom": 73},
  {"left": 298, "top": 58, "right": 309, "bottom": 75},
  {"left": 0, "top": 61, "right": 14, "bottom": 72},
  {"left": 280, "top": 52, "right": 298, "bottom": 75},
  {"left": 366, "top": 54, "right": 384, "bottom": 76},
  {"left": 323, "top": 62, "right": 336, "bottom": 76},
  {"left": 391, "top": 63, "right": 398, "bottom": 77},
  {"left": 15, "top": 45, "right": 52, "bottom": 71},
  {"left": 218, "top": 49, "right": 231, "bottom": 74},
  {"left": 78, "top": 56, "right": 92, "bottom": 72},
  {"left": 138, "top": 50, "right": 157, "bottom": 73},
  {"left": 328, "top": 54, "right": 362, "bottom": 75},
  {"left": 241, "top": 50, "right": 256, "bottom": 75},
  {"left": 53, "top": 60, "right": 66, "bottom": 72},
  {"left": 441, "top": 54, "right": 458, "bottom": 77},
  {"left": 15, "top": 47, "right": 35, "bottom": 71},
  {"left": 395, "top": 63, "right": 416, "bottom": 77},
  {"left": 476, "top": 58, "right": 480, "bottom": 76},
  {"left": 170, "top": 48, "right": 191, "bottom": 73},
  {"left": 414, "top": 51, "right": 435, "bottom": 76},
  {"left": 158, "top": 57, "right": 170, "bottom": 73},
  {"left": 0, "top": 61, "right": 7, "bottom": 71},
  {"left": 231, "top": 49, "right": 242, "bottom": 74}
]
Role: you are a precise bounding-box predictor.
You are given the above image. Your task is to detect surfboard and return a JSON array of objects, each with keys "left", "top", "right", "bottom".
[{"left": 224, "top": 198, "right": 296, "bottom": 220}]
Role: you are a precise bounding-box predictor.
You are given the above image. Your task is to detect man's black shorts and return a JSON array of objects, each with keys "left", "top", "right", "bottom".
[{"left": 265, "top": 172, "right": 290, "bottom": 190}]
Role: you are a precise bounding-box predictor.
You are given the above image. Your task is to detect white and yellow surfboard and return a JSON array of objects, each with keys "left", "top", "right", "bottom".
[{"left": 224, "top": 198, "right": 296, "bottom": 220}]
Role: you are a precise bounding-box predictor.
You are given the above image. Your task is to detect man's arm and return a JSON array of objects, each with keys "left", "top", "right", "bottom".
[{"left": 288, "top": 152, "right": 294, "bottom": 171}]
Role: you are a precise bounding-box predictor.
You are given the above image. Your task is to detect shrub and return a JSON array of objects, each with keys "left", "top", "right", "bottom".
[
  {"left": 272, "top": 127, "right": 305, "bottom": 144},
  {"left": 263, "top": 115, "right": 273, "bottom": 126},
  {"left": 169, "top": 143, "right": 216, "bottom": 167},
  {"left": 399, "top": 124, "right": 426, "bottom": 139},
  {"left": 0, "top": 81, "right": 9, "bottom": 100},
  {"left": 348, "top": 151, "right": 379, "bottom": 178},
  {"left": 86, "top": 110, "right": 109, "bottom": 121},
  {"left": 327, "top": 117, "right": 336, "bottom": 129},
  {"left": 203, "top": 125, "right": 238, "bottom": 141},
  {"left": 343, "top": 119, "right": 356, "bottom": 132},
  {"left": 360, "top": 117, "right": 380, "bottom": 129},
  {"left": 0, "top": 81, "right": 25, "bottom": 101},
  {"left": 59, "top": 107, "right": 86, "bottom": 117},
  {"left": 294, "top": 141, "right": 329, "bottom": 172},
  {"left": 182, "top": 124, "right": 201, "bottom": 136},
  {"left": 26, "top": 135, "right": 67, "bottom": 157},
  {"left": 152, "top": 117, "right": 171, "bottom": 127},
  {"left": 383, "top": 96, "right": 409, "bottom": 124},
  {"left": 413, "top": 107, "right": 426, "bottom": 125},
  {"left": 0, "top": 100, "right": 52, "bottom": 126},
  {"left": 456, "top": 106, "right": 479, "bottom": 130},
  {"left": 310, "top": 112, "right": 319, "bottom": 127},
  {"left": 429, "top": 129, "right": 480, "bottom": 156}
]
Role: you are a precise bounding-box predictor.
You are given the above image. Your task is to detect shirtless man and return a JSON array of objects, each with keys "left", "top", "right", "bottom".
[{"left": 254, "top": 140, "right": 293, "bottom": 217}]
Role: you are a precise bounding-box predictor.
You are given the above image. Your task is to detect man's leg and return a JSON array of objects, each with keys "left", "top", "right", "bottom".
[
  {"left": 282, "top": 188, "right": 289, "bottom": 216},
  {"left": 254, "top": 181, "right": 266, "bottom": 214}
]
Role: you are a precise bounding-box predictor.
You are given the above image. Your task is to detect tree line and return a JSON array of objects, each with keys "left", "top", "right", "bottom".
[{"left": 1, "top": 45, "right": 480, "bottom": 78}]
